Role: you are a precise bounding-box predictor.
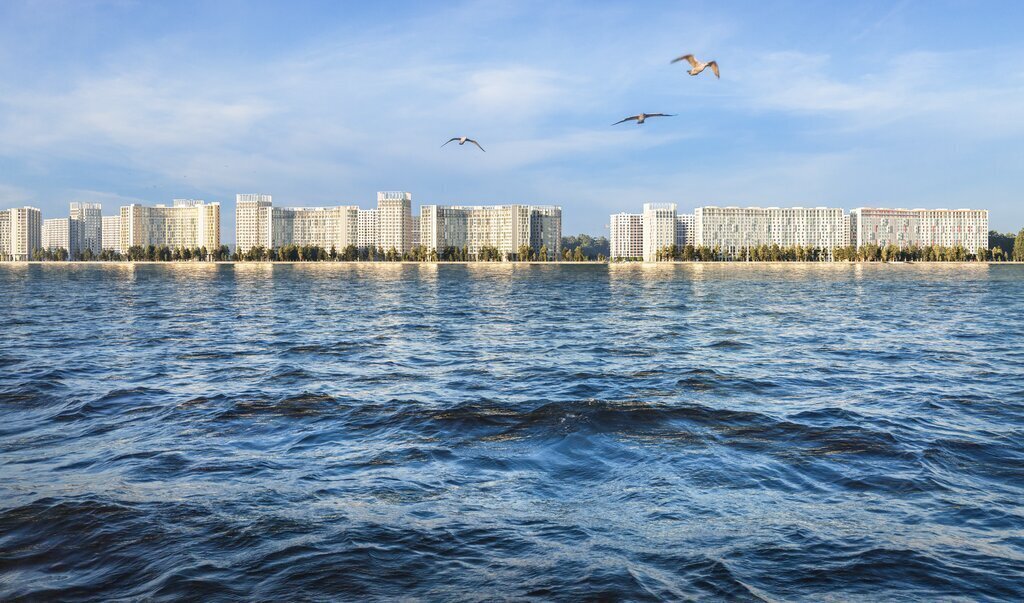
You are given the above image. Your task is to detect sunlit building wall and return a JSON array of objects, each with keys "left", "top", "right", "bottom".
[
  {"left": 269, "top": 205, "right": 359, "bottom": 250},
  {"left": 419, "top": 204, "right": 561, "bottom": 259},
  {"left": 2, "top": 207, "right": 42, "bottom": 261},
  {"left": 70, "top": 202, "right": 103, "bottom": 255},
  {"left": 694, "top": 206, "right": 848, "bottom": 258},
  {"left": 101, "top": 216, "right": 120, "bottom": 251},
  {"left": 377, "top": 191, "right": 413, "bottom": 254},
  {"left": 850, "top": 208, "right": 988, "bottom": 252},
  {"left": 118, "top": 200, "right": 221, "bottom": 253},
  {"left": 610, "top": 213, "right": 643, "bottom": 260},
  {"left": 642, "top": 203, "right": 677, "bottom": 262},
  {"left": 235, "top": 194, "right": 273, "bottom": 254}
]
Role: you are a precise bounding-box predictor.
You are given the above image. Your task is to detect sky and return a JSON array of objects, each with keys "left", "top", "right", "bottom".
[{"left": 1, "top": 0, "right": 1023, "bottom": 240}]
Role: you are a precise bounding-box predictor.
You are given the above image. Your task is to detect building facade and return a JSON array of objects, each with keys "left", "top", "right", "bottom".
[
  {"left": 642, "top": 203, "right": 678, "bottom": 262},
  {"left": 270, "top": 205, "right": 359, "bottom": 250},
  {"left": 235, "top": 194, "right": 273, "bottom": 254},
  {"left": 419, "top": 204, "right": 562, "bottom": 260},
  {"left": 693, "top": 206, "right": 848, "bottom": 258},
  {"left": 357, "top": 209, "right": 378, "bottom": 250},
  {"left": 2, "top": 207, "right": 42, "bottom": 261},
  {"left": 849, "top": 208, "right": 988, "bottom": 252},
  {"left": 609, "top": 213, "right": 643, "bottom": 260},
  {"left": 42, "top": 218, "right": 77, "bottom": 255},
  {"left": 102, "top": 215, "right": 121, "bottom": 251},
  {"left": 675, "top": 213, "right": 695, "bottom": 248},
  {"left": 376, "top": 191, "right": 413, "bottom": 254},
  {"left": 118, "top": 200, "right": 221, "bottom": 253},
  {"left": 70, "top": 202, "right": 103, "bottom": 255}
]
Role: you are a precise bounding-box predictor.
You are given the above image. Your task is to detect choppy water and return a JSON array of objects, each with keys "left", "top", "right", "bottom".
[{"left": 1, "top": 263, "right": 1023, "bottom": 601}]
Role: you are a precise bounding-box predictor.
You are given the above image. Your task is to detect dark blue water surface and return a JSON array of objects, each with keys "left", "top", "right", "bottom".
[{"left": 2, "top": 263, "right": 1023, "bottom": 601}]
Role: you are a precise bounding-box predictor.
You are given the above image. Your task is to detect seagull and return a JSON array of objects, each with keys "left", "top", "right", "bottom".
[
  {"left": 612, "top": 113, "right": 675, "bottom": 126},
  {"left": 671, "top": 54, "right": 720, "bottom": 78},
  {"left": 442, "top": 136, "right": 486, "bottom": 152}
]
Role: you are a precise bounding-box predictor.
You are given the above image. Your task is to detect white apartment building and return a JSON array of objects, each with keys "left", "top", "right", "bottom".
[
  {"left": 70, "top": 202, "right": 103, "bottom": 255},
  {"left": 1, "top": 207, "right": 42, "bottom": 261},
  {"left": 529, "top": 206, "right": 562, "bottom": 259},
  {"left": 676, "top": 213, "right": 695, "bottom": 248},
  {"left": 419, "top": 204, "right": 562, "bottom": 260},
  {"left": 411, "top": 216, "right": 420, "bottom": 248},
  {"left": 850, "top": 208, "right": 988, "bottom": 252},
  {"left": 357, "top": 209, "right": 378, "bottom": 250},
  {"left": 42, "top": 218, "right": 76, "bottom": 255},
  {"left": 642, "top": 203, "right": 678, "bottom": 262},
  {"left": 694, "top": 206, "right": 848, "bottom": 258},
  {"left": 270, "top": 205, "right": 359, "bottom": 250},
  {"left": 235, "top": 194, "right": 273, "bottom": 254},
  {"left": 118, "top": 200, "right": 221, "bottom": 253},
  {"left": 610, "top": 213, "right": 643, "bottom": 260},
  {"left": 102, "top": 215, "right": 120, "bottom": 251},
  {"left": 377, "top": 191, "right": 413, "bottom": 254}
]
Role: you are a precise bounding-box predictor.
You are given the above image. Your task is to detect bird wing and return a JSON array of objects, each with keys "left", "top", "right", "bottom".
[
  {"left": 468, "top": 138, "right": 486, "bottom": 152},
  {"left": 672, "top": 54, "right": 698, "bottom": 67},
  {"left": 708, "top": 61, "right": 720, "bottom": 78},
  {"left": 646, "top": 113, "right": 675, "bottom": 118},
  {"left": 441, "top": 137, "right": 460, "bottom": 147},
  {"left": 612, "top": 115, "right": 640, "bottom": 125}
]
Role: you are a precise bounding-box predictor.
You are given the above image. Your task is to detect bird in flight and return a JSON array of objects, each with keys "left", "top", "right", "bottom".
[
  {"left": 442, "top": 136, "right": 486, "bottom": 152},
  {"left": 671, "top": 54, "right": 720, "bottom": 78},
  {"left": 612, "top": 113, "right": 675, "bottom": 126}
]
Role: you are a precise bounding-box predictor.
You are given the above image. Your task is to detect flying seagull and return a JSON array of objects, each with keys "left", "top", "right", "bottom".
[
  {"left": 442, "top": 136, "right": 486, "bottom": 152},
  {"left": 612, "top": 113, "right": 675, "bottom": 126},
  {"left": 671, "top": 54, "right": 720, "bottom": 78}
]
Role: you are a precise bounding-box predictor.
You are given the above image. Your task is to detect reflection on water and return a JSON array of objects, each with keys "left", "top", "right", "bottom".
[{"left": 1, "top": 263, "right": 1022, "bottom": 600}]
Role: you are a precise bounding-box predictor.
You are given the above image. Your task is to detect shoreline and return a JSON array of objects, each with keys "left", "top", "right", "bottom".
[{"left": 2, "top": 260, "right": 1020, "bottom": 266}]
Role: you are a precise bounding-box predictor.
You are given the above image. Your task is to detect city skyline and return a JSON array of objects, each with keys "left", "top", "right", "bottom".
[{"left": 1, "top": 1, "right": 1022, "bottom": 240}]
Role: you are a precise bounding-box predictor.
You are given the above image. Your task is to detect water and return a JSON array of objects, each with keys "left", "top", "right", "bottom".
[{"left": 1, "top": 263, "right": 1023, "bottom": 601}]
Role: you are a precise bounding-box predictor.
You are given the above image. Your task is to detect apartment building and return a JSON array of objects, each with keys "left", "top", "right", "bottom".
[
  {"left": 693, "top": 206, "right": 848, "bottom": 258},
  {"left": 642, "top": 203, "right": 678, "bottom": 262},
  {"left": 419, "top": 204, "right": 562, "bottom": 260},
  {"left": 270, "top": 205, "right": 359, "bottom": 250},
  {"left": 42, "top": 218, "right": 77, "bottom": 255},
  {"left": 235, "top": 194, "right": 273, "bottom": 254},
  {"left": 377, "top": 191, "right": 413, "bottom": 254},
  {"left": 102, "top": 215, "right": 120, "bottom": 251},
  {"left": 70, "top": 202, "right": 103, "bottom": 255},
  {"left": 676, "top": 213, "right": 695, "bottom": 248},
  {"left": 118, "top": 199, "right": 221, "bottom": 252},
  {"left": 609, "top": 213, "right": 643, "bottom": 260},
  {"left": 1, "top": 207, "right": 42, "bottom": 260},
  {"left": 357, "top": 209, "right": 378, "bottom": 250},
  {"left": 850, "top": 208, "right": 988, "bottom": 252}
]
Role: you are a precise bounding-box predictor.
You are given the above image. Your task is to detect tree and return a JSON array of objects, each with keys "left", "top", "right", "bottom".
[{"left": 1014, "top": 229, "right": 1024, "bottom": 262}]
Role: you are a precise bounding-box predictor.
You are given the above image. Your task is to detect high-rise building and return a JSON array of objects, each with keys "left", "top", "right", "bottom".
[
  {"left": 118, "top": 200, "right": 220, "bottom": 253},
  {"left": 357, "top": 209, "right": 378, "bottom": 250},
  {"left": 419, "top": 204, "right": 562, "bottom": 260},
  {"left": 693, "top": 206, "right": 848, "bottom": 259},
  {"left": 376, "top": 192, "right": 413, "bottom": 254},
  {"left": 610, "top": 213, "right": 643, "bottom": 260},
  {"left": 42, "top": 218, "right": 77, "bottom": 255},
  {"left": 102, "top": 216, "right": 120, "bottom": 252},
  {"left": 70, "top": 202, "right": 103, "bottom": 255},
  {"left": 411, "top": 216, "right": 420, "bottom": 248},
  {"left": 642, "top": 203, "right": 677, "bottom": 262},
  {"left": 675, "top": 213, "right": 695, "bottom": 248},
  {"left": 1, "top": 207, "right": 42, "bottom": 261},
  {"left": 849, "top": 208, "right": 988, "bottom": 252},
  {"left": 270, "top": 205, "right": 359, "bottom": 250},
  {"left": 235, "top": 194, "right": 273, "bottom": 254}
]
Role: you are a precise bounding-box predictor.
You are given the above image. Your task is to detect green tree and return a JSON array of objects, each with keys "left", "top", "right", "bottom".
[{"left": 1014, "top": 229, "right": 1024, "bottom": 262}]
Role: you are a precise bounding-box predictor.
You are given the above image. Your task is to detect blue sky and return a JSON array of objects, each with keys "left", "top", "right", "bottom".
[{"left": 1, "top": 0, "right": 1023, "bottom": 239}]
